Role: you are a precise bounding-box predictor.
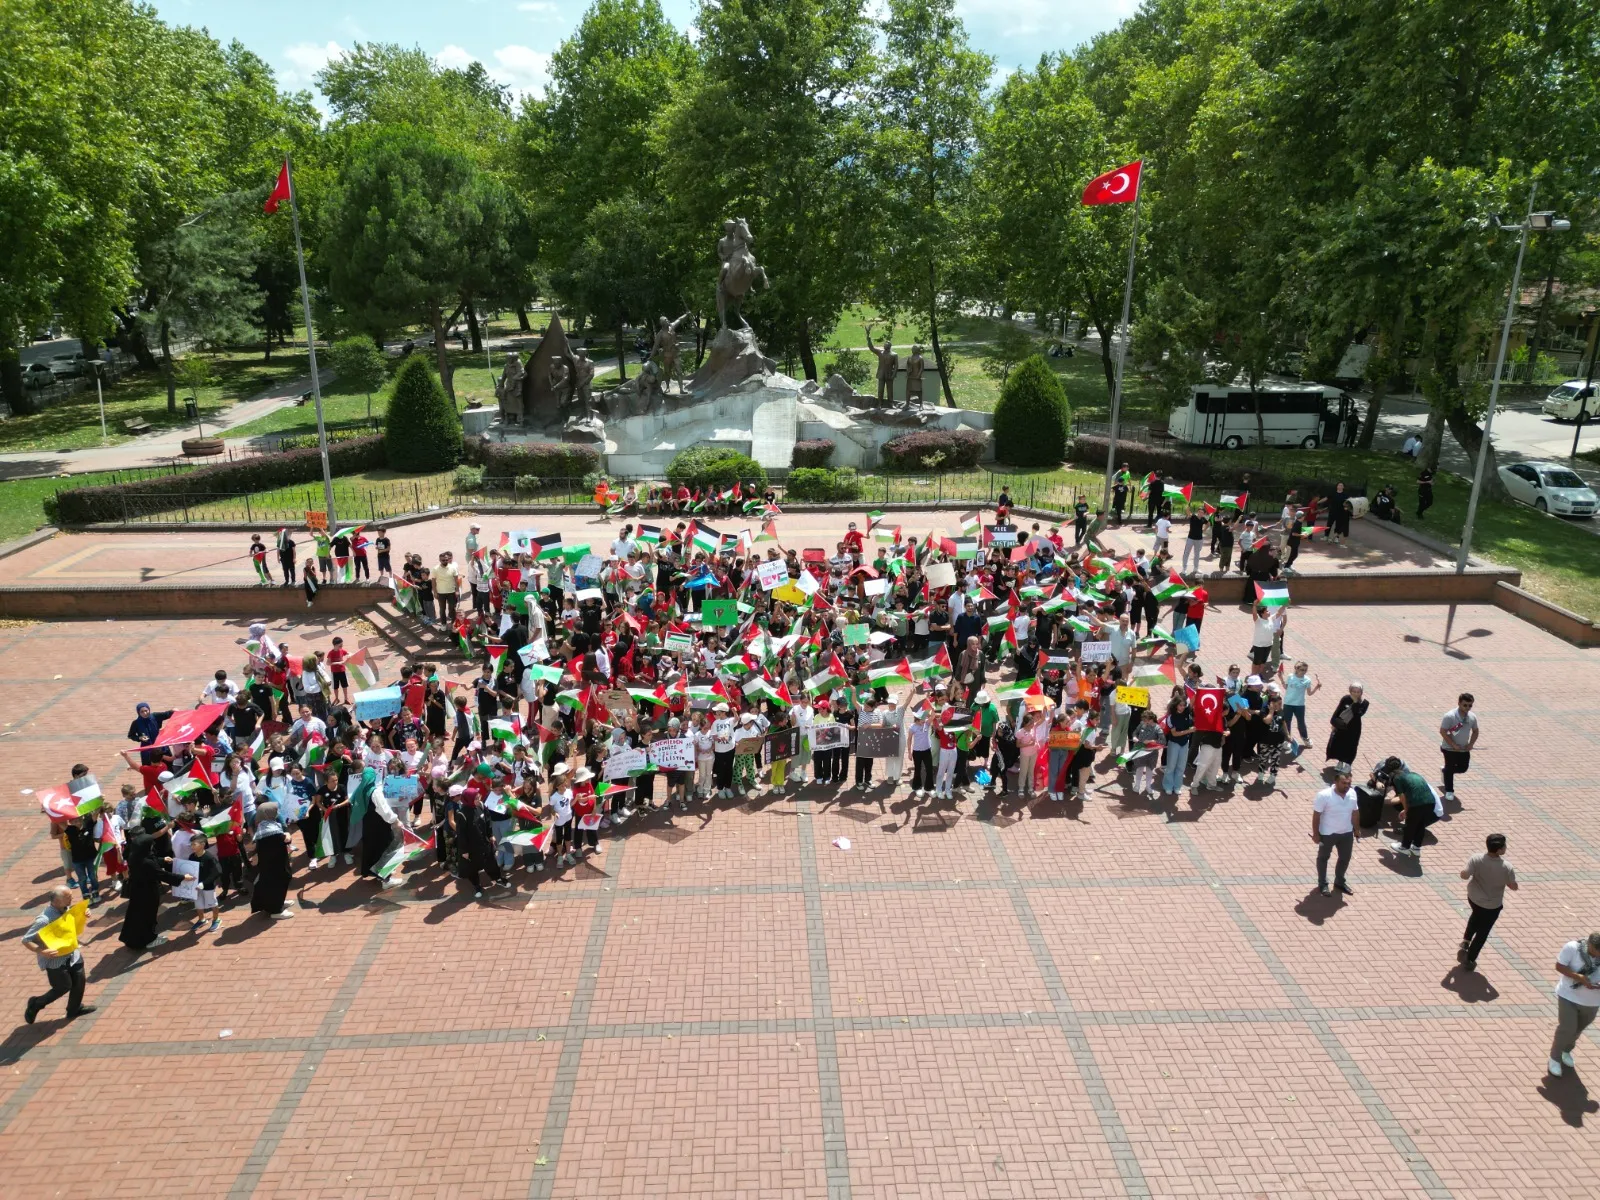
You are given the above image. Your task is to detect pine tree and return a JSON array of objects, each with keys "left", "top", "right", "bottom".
[
  {"left": 384, "top": 357, "right": 462, "bottom": 472},
  {"left": 993, "top": 355, "right": 1071, "bottom": 467}
]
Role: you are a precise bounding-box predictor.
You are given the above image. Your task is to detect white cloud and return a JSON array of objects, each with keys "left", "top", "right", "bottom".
[
  {"left": 281, "top": 40, "right": 346, "bottom": 88},
  {"left": 490, "top": 44, "right": 553, "bottom": 100},
  {"left": 435, "top": 43, "right": 475, "bottom": 70},
  {"left": 954, "top": 0, "right": 1138, "bottom": 65}
]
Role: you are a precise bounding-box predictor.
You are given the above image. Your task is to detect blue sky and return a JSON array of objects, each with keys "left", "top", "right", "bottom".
[{"left": 149, "top": 0, "right": 1138, "bottom": 108}]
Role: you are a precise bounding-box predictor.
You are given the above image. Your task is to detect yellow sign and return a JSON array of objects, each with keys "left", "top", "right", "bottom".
[
  {"left": 1115, "top": 685, "right": 1151, "bottom": 708},
  {"left": 305, "top": 510, "right": 328, "bottom": 532},
  {"left": 771, "top": 582, "right": 808, "bottom": 606},
  {"left": 33, "top": 899, "right": 89, "bottom": 957}
]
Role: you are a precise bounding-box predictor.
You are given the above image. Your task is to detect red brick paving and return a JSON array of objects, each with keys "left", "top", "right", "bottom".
[{"left": 0, "top": 593, "right": 1598, "bottom": 1198}]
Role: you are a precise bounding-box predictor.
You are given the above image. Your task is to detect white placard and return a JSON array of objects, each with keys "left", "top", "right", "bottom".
[
  {"left": 925, "top": 562, "right": 956, "bottom": 589},
  {"left": 756, "top": 559, "right": 791, "bottom": 591},
  {"left": 171, "top": 858, "right": 199, "bottom": 901},
  {"left": 575, "top": 554, "right": 604, "bottom": 580},
  {"left": 647, "top": 737, "right": 696, "bottom": 772},
  {"left": 863, "top": 578, "right": 889, "bottom": 598},
  {"left": 574, "top": 587, "right": 605, "bottom": 603},
  {"left": 604, "top": 746, "right": 647, "bottom": 779},
  {"left": 1080, "top": 640, "right": 1113, "bottom": 662},
  {"left": 795, "top": 569, "right": 820, "bottom": 596}
]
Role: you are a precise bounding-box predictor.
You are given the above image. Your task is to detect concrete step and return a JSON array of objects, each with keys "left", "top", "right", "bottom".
[{"left": 364, "top": 601, "right": 472, "bottom": 665}]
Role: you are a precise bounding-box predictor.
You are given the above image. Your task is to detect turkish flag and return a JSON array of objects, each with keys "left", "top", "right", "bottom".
[
  {"left": 1192, "top": 687, "right": 1226, "bottom": 734},
  {"left": 264, "top": 161, "right": 291, "bottom": 214},
  {"left": 151, "top": 703, "right": 231, "bottom": 749},
  {"left": 1082, "top": 160, "right": 1143, "bottom": 206}
]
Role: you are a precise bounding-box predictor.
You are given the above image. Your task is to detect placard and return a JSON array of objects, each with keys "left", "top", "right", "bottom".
[
  {"left": 304, "top": 511, "right": 327, "bottom": 532},
  {"left": 575, "top": 554, "right": 605, "bottom": 580},
  {"left": 352, "top": 686, "right": 403, "bottom": 721},
  {"left": 733, "top": 736, "right": 765, "bottom": 756},
  {"left": 856, "top": 724, "right": 900, "bottom": 759},
  {"left": 605, "top": 746, "right": 647, "bottom": 779},
  {"left": 648, "top": 737, "right": 696, "bottom": 772},
  {"left": 841, "top": 623, "right": 870, "bottom": 646},
  {"left": 702, "top": 598, "right": 739, "bottom": 626},
  {"left": 756, "top": 559, "right": 791, "bottom": 591},
  {"left": 171, "top": 858, "right": 199, "bottom": 901},
  {"left": 1080, "top": 640, "right": 1112, "bottom": 662},
  {"left": 603, "top": 689, "right": 637, "bottom": 720},
  {"left": 577, "top": 812, "right": 602, "bottom": 830},
  {"left": 810, "top": 723, "right": 847, "bottom": 751},
  {"left": 771, "top": 582, "right": 807, "bottom": 605},
  {"left": 664, "top": 632, "right": 695, "bottom": 654},
  {"left": 574, "top": 587, "right": 605, "bottom": 603},
  {"left": 1115, "top": 685, "right": 1151, "bottom": 708},
  {"left": 925, "top": 561, "right": 956, "bottom": 589},
  {"left": 863, "top": 577, "right": 889, "bottom": 598},
  {"left": 384, "top": 774, "right": 420, "bottom": 802},
  {"left": 990, "top": 528, "right": 1018, "bottom": 546},
  {"left": 795, "top": 569, "right": 820, "bottom": 596},
  {"left": 766, "top": 727, "right": 797, "bottom": 758}
]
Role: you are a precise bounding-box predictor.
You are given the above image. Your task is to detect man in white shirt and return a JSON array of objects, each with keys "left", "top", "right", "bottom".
[
  {"left": 201, "top": 670, "right": 240, "bottom": 706},
  {"left": 1549, "top": 931, "right": 1600, "bottom": 1077},
  {"left": 611, "top": 526, "right": 636, "bottom": 560},
  {"left": 1153, "top": 514, "right": 1172, "bottom": 555},
  {"left": 1439, "top": 693, "right": 1478, "bottom": 802},
  {"left": 1311, "top": 768, "right": 1362, "bottom": 896},
  {"left": 710, "top": 703, "right": 738, "bottom": 799}
]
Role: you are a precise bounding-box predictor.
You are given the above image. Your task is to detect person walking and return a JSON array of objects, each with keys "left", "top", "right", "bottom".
[
  {"left": 1160, "top": 690, "right": 1194, "bottom": 796},
  {"left": 1548, "top": 931, "right": 1600, "bottom": 1078},
  {"left": 1417, "top": 466, "right": 1434, "bottom": 519},
  {"left": 1181, "top": 505, "right": 1205, "bottom": 575},
  {"left": 1457, "top": 833, "right": 1516, "bottom": 972},
  {"left": 1439, "top": 693, "right": 1478, "bottom": 803},
  {"left": 1312, "top": 768, "right": 1362, "bottom": 896},
  {"left": 1377, "top": 756, "right": 1437, "bottom": 861},
  {"left": 22, "top": 886, "right": 96, "bottom": 1024},
  {"left": 1324, "top": 682, "right": 1367, "bottom": 774}
]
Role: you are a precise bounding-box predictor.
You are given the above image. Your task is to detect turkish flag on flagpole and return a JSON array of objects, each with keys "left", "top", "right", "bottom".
[
  {"left": 264, "top": 160, "right": 292, "bottom": 214},
  {"left": 1082, "top": 160, "right": 1143, "bottom": 206}
]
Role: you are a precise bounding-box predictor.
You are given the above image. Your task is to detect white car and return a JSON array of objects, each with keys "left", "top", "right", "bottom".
[
  {"left": 1497, "top": 461, "right": 1598, "bottom": 518},
  {"left": 1541, "top": 380, "right": 1596, "bottom": 421}
]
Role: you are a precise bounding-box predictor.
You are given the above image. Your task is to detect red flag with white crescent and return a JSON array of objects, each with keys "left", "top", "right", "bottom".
[
  {"left": 1192, "top": 687, "right": 1226, "bottom": 734},
  {"left": 264, "top": 160, "right": 291, "bottom": 214},
  {"left": 1082, "top": 160, "right": 1142, "bottom": 206}
]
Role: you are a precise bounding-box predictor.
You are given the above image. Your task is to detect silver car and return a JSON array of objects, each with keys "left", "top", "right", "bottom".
[{"left": 1497, "top": 460, "right": 1598, "bottom": 518}]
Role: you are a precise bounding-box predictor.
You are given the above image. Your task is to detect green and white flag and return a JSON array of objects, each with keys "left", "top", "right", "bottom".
[{"left": 1255, "top": 581, "right": 1290, "bottom": 608}]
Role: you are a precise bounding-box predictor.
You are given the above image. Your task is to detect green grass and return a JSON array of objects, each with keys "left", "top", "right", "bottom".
[
  {"left": 0, "top": 469, "right": 186, "bottom": 541},
  {"left": 0, "top": 348, "right": 313, "bottom": 453}
]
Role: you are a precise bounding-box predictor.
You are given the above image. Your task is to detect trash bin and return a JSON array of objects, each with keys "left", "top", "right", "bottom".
[{"left": 184, "top": 397, "right": 198, "bottom": 421}]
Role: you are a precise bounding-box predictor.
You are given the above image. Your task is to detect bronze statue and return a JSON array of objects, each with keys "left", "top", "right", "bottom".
[
  {"left": 572, "top": 348, "right": 597, "bottom": 417},
  {"left": 905, "top": 344, "right": 926, "bottom": 408},
  {"left": 865, "top": 324, "right": 898, "bottom": 407},
  {"left": 549, "top": 358, "right": 572, "bottom": 417},
  {"left": 716, "top": 218, "right": 767, "bottom": 329},
  {"left": 652, "top": 312, "right": 694, "bottom": 391},
  {"left": 495, "top": 352, "right": 526, "bottom": 422}
]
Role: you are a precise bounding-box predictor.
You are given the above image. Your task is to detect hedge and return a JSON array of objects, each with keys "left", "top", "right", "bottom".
[
  {"left": 879, "top": 428, "right": 988, "bottom": 471},
  {"left": 994, "top": 355, "right": 1071, "bottom": 466},
  {"left": 785, "top": 466, "right": 862, "bottom": 502},
  {"left": 666, "top": 446, "right": 767, "bottom": 491},
  {"left": 1067, "top": 436, "right": 1366, "bottom": 501},
  {"left": 277, "top": 427, "right": 378, "bottom": 452},
  {"left": 49, "top": 435, "right": 388, "bottom": 525},
  {"left": 462, "top": 436, "right": 600, "bottom": 479},
  {"left": 790, "top": 438, "right": 835, "bottom": 469}
]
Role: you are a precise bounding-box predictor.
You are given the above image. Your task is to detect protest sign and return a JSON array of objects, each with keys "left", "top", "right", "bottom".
[
  {"left": 1115, "top": 685, "right": 1151, "bottom": 708},
  {"left": 842, "top": 623, "right": 870, "bottom": 646},
  {"left": 352, "top": 686, "right": 403, "bottom": 721},
  {"left": 925, "top": 562, "right": 956, "bottom": 589},
  {"left": 575, "top": 554, "right": 604, "bottom": 580},
  {"left": 810, "top": 723, "right": 847, "bottom": 750},
  {"left": 766, "top": 727, "right": 797, "bottom": 758},
  {"left": 1080, "top": 640, "right": 1112, "bottom": 662},
  {"left": 170, "top": 859, "right": 199, "bottom": 901},
  {"left": 856, "top": 725, "right": 900, "bottom": 759},
  {"left": 664, "top": 632, "right": 695, "bottom": 654},
  {"left": 702, "top": 599, "right": 739, "bottom": 626},
  {"left": 648, "top": 738, "right": 696, "bottom": 772},
  {"left": 605, "top": 746, "right": 647, "bottom": 779},
  {"left": 990, "top": 528, "right": 1018, "bottom": 546},
  {"left": 384, "top": 775, "right": 421, "bottom": 802},
  {"left": 756, "top": 559, "right": 791, "bottom": 591}
]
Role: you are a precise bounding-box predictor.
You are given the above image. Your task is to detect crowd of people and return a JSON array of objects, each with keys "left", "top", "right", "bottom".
[{"left": 21, "top": 482, "right": 1598, "bottom": 1082}]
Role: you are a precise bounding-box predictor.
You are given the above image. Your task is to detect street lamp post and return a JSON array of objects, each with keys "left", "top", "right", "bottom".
[
  {"left": 91, "top": 361, "right": 107, "bottom": 443},
  {"left": 1456, "top": 189, "right": 1570, "bottom": 573}
]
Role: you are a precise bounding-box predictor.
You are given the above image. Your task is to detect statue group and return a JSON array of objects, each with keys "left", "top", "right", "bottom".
[{"left": 864, "top": 324, "right": 928, "bottom": 410}]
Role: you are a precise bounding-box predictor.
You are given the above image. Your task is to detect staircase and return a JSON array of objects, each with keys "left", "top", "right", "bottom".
[{"left": 361, "top": 601, "right": 475, "bottom": 666}]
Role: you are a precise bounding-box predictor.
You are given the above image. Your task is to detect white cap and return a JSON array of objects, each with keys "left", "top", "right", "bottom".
[
  {"left": 975, "top": 690, "right": 990, "bottom": 704},
  {"left": 1246, "top": 674, "right": 1263, "bottom": 686},
  {"left": 713, "top": 702, "right": 730, "bottom": 712},
  {"left": 574, "top": 766, "right": 594, "bottom": 783},
  {"left": 268, "top": 757, "right": 285, "bottom": 771},
  {"left": 740, "top": 712, "right": 758, "bottom": 724}
]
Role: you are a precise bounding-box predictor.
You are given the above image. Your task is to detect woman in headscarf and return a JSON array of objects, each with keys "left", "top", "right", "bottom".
[
  {"left": 249, "top": 800, "right": 295, "bottom": 920},
  {"left": 1325, "top": 681, "right": 1369, "bottom": 775},
  {"left": 119, "top": 816, "right": 192, "bottom": 953},
  {"left": 350, "top": 768, "right": 398, "bottom": 878},
  {"left": 127, "top": 702, "right": 174, "bottom": 765}
]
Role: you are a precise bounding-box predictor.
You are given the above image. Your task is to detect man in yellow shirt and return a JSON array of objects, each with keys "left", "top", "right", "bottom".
[{"left": 432, "top": 552, "right": 462, "bottom": 624}]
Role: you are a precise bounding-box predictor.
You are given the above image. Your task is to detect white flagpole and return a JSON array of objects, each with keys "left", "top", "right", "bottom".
[
  {"left": 285, "top": 155, "right": 338, "bottom": 534},
  {"left": 1100, "top": 179, "right": 1143, "bottom": 517}
]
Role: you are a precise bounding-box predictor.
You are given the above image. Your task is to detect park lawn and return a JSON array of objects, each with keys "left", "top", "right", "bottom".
[
  {"left": 180, "top": 468, "right": 460, "bottom": 527},
  {"left": 224, "top": 379, "right": 390, "bottom": 439},
  {"left": 0, "top": 348, "right": 313, "bottom": 453},
  {"left": 0, "top": 469, "right": 164, "bottom": 541}
]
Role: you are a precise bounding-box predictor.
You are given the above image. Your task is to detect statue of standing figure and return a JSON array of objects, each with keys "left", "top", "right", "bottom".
[
  {"left": 571, "top": 348, "right": 598, "bottom": 417},
  {"left": 652, "top": 312, "right": 694, "bottom": 391},
  {"left": 865, "top": 324, "right": 899, "bottom": 407},
  {"left": 495, "top": 352, "right": 526, "bottom": 422},
  {"left": 716, "top": 218, "right": 768, "bottom": 329},
  {"left": 905, "top": 344, "right": 926, "bottom": 408}
]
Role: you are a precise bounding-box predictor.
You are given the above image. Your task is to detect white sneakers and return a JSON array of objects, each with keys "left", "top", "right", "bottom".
[
  {"left": 271, "top": 908, "right": 294, "bottom": 920},
  {"left": 1549, "top": 1057, "right": 1564, "bottom": 1077}
]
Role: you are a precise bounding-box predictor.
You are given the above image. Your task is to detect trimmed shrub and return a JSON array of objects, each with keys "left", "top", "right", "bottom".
[
  {"left": 828, "top": 348, "right": 870, "bottom": 389},
  {"left": 453, "top": 464, "right": 485, "bottom": 492},
  {"left": 879, "top": 428, "right": 988, "bottom": 471},
  {"left": 385, "top": 357, "right": 462, "bottom": 472},
  {"left": 1067, "top": 436, "right": 1227, "bottom": 485},
  {"left": 463, "top": 436, "right": 599, "bottom": 480},
  {"left": 514, "top": 474, "right": 543, "bottom": 494},
  {"left": 51, "top": 436, "right": 387, "bottom": 525},
  {"left": 994, "top": 354, "right": 1071, "bottom": 466},
  {"left": 790, "top": 438, "right": 835, "bottom": 469},
  {"left": 786, "top": 466, "right": 862, "bottom": 502},
  {"left": 666, "top": 446, "right": 767, "bottom": 491},
  {"left": 277, "top": 427, "right": 377, "bottom": 452}
]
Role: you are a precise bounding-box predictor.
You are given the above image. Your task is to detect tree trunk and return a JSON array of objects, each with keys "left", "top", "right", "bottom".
[
  {"left": 466, "top": 301, "right": 483, "bottom": 354},
  {"left": 798, "top": 317, "right": 818, "bottom": 382},
  {"left": 1418, "top": 405, "right": 1446, "bottom": 473},
  {"left": 117, "top": 311, "right": 157, "bottom": 370},
  {"left": 615, "top": 322, "right": 627, "bottom": 383},
  {"left": 1444, "top": 401, "right": 1507, "bottom": 500},
  {"left": 1526, "top": 269, "right": 1556, "bottom": 378},
  {"left": 1251, "top": 379, "right": 1267, "bottom": 471},
  {"left": 0, "top": 350, "right": 35, "bottom": 416},
  {"left": 262, "top": 324, "right": 272, "bottom": 362},
  {"left": 1357, "top": 309, "right": 1407, "bottom": 449},
  {"left": 1092, "top": 319, "right": 1117, "bottom": 398},
  {"left": 161, "top": 319, "right": 176, "bottom": 413},
  {"left": 516, "top": 304, "right": 531, "bottom": 333},
  {"left": 431, "top": 309, "right": 455, "bottom": 402},
  {"left": 927, "top": 259, "right": 954, "bottom": 406}
]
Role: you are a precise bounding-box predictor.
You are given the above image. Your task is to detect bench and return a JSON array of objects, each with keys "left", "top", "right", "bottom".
[{"left": 122, "top": 417, "right": 153, "bottom": 435}]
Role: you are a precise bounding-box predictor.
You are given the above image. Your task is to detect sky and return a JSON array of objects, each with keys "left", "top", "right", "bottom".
[{"left": 148, "top": 0, "right": 1140, "bottom": 109}]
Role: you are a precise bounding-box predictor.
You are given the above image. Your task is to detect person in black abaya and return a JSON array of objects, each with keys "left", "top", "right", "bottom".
[
  {"left": 350, "top": 769, "right": 398, "bottom": 877},
  {"left": 453, "top": 793, "right": 503, "bottom": 896},
  {"left": 249, "top": 801, "right": 295, "bottom": 920},
  {"left": 119, "top": 817, "right": 192, "bottom": 953}
]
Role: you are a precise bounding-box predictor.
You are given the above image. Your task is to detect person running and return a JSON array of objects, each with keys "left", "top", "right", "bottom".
[
  {"left": 1457, "top": 833, "right": 1515, "bottom": 973},
  {"left": 1439, "top": 693, "right": 1478, "bottom": 804},
  {"left": 22, "top": 886, "right": 96, "bottom": 1024}
]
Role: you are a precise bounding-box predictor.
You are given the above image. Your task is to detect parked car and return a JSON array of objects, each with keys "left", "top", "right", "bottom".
[
  {"left": 23, "top": 362, "right": 55, "bottom": 388},
  {"left": 49, "top": 353, "right": 86, "bottom": 378},
  {"left": 1497, "top": 460, "right": 1598, "bottom": 518},
  {"left": 1541, "top": 379, "right": 1596, "bottom": 422}
]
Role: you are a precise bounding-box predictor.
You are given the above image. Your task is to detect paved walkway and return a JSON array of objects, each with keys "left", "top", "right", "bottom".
[{"left": 0, "top": 597, "right": 1596, "bottom": 1197}]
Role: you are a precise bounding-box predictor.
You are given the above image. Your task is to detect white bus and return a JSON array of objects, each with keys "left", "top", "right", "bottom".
[{"left": 1167, "top": 383, "right": 1342, "bottom": 450}]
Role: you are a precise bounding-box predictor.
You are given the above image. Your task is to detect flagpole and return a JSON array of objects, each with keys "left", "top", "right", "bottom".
[
  {"left": 285, "top": 155, "right": 338, "bottom": 533},
  {"left": 1100, "top": 184, "right": 1142, "bottom": 517}
]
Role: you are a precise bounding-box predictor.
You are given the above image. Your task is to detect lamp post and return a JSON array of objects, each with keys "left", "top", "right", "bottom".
[
  {"left": 1456, "top": 189, "right": 1570, "bottom": 573},
  {"left": 1569, "top": 314, "right": 1598, "bottom": 460},
  {"left": 91, "top": 360, "right": 107, "bottom": 443}
]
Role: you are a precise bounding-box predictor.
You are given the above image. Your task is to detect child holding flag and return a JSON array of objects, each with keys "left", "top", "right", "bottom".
[{"left": 187, "top": 834, "right": 222, "bottom": 934}]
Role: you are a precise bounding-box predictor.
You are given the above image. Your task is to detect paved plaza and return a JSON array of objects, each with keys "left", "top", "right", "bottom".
[{"left": 1, "top": 580, "right": 1597, "bottom": 1198}]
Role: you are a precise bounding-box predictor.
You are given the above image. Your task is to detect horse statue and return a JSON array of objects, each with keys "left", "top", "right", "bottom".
[{"left": 716, "top": 217, "right": 767, "bottom": 330}]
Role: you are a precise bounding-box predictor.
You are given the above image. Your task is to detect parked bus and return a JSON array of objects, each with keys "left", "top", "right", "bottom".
[{"left": 1167, "top": 382, "right": 1343, "bottom": 450}]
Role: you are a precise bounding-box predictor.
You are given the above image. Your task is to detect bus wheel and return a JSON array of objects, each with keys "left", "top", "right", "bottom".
[
  {"left": 1223, "top": 435, "right": 1244, "bottom": 450},
  {"left": 1301, "top": 435, "right": 1319, "bottom": 449}
]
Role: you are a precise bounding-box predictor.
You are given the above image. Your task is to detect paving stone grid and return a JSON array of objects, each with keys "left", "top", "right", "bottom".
[{"left": 0, "top": 597, "right": 1597, "bottom": 1198}]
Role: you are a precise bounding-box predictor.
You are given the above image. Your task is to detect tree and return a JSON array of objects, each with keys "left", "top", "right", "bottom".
[
  {"left": 569, "top": 193, "right": 682, "bottom": 382},
  {"left": 384, "top": 356, "right": 461, "bottom": 472},
  {"left": 327, "top": 336, "right": 389, "bottom": 424},
  {"left": 869, "top": 0, "right": 992, "bottom": 404},
  {"left": 993, "top": 355, "right": 1072, "bottom": 466},
  {"left": 174, "top": 355, "right": 214, "bottom": 434},
  {"left": 981, "top": 322, "right": 1036, "bottom": 388}
]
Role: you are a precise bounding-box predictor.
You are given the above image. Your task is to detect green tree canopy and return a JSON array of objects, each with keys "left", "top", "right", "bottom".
[{"left": 384, "top": 356, "right": 462, "bottom": 471}]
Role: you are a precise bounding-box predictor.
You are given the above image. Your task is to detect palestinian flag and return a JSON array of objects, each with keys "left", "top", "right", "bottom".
[
  {"left": 1220, "top": 492, "right": 1248, "bottom": 510},
  {"left": 317, "top": 816, "right": 336, "bottom": 861},
  {"left": 373, "top": 828, "right": 434, "bottom": 880},
  {"left": 333, "top": 554, "right": 351, "bottom": 583},
  {"left": 1151, "top": 572, "right": 1189, "bottom": 602},
  {"left": 1064, "top": 615, "right": 1097, "bottom": 635},
  {"left": 986, "top": 612, "right": 1012, "bottom": 633},
  {"left": 253, "top": 555, "right": 271, "bottom": 583},
  {"left": 874, "top": 523, "right": 901, "bottom": 544},
  {"left": 686, "top": 680, "right": 731, "bottom": 703},
  {"left": 593, "top": 781, "right": 633, "bottom": 802},
  {"left": 555, "top": 687, "right": 588, "bottom": 712},
  {"left": 1163, "top": 482, "right": 1193, "bottom": 505},
  {"left": 94, "top": 822, "right": 118, "bottom": 867},
  {"left": 531, "top": 533, "right": 563, "bottom": 560},
  {"left": 394, "top": 579, "right": 420, "bottom": 615},
  {"left": 1128, "top": 660, "right": 1180, "bottom": 692},
  {"left": 868, "top": 657, "right": 914, "bottom": 686},
  {"left": 1017, "top": 584, "right": 1048, "bottom": 600},
  {"left": 276, "top": 527, "right": 291, "bottom": 552},
  {"left": 950, "top": 537, "right": 979, "bottom": 560},
  {"left": 865, "top": 510, "right": 886, "bottom": 532},
  {"left": 1255, "top": 581, "right": 1290, "bottom": 607},
  {"left": 804, "top": 652, "right": 850, "bottom": 695},
  {"left": 689, "top": 522, "right": 722, "bottom": 555},
  {"left": 994, "top": 677, "right": 1043, "bottom": 702},
  {"left": 756, "top": 520, "right": 779, "bottom": 542},
  {"left": 345, "top": 648, "right": 381, "bottom": 691},
  {"left": 525, "top": 662, "right": 566, "bottom": 685},
  {"left": 301, "top": 734, "right": 327, "bottom": 769},
  {"left": 627, "top": 686, "right": 671, "bottom": 708},
  {"left": 166, "top": 760, "right": 216, "bottom": 802},
  {"left": 454, "top": 619, "right": 474, "bottom": 657},
  {"left": 960, "top": 511, "right": 981, "bottom": 536},
  {"left": 485, "top": 643, "right": 508, "bottom": 678},
  {"left": 62, "top": 782, "right": 104, "bottom": 816},
  {"left": 636, "top": 523, "right": 661, "bottom": 546},
  {"left": 1137, "top": 629, "right": 1178, "bottom": 651},
  {"left": 747, "top": 678, "right": 793, "bottom": 708},
  {"left": 911, "top": 643, "right": 954, "bottom": 680},
  {"left": 245, "top": 729, "right": 267, "bottom": 764},
  {"left": 1039, "top": 594, "right": 1071, "bottom": 614},
  {"left": 200, "top": 798, "right": 243, "bottom": 837},
  {"left": 504, "top": 590, "right": 531, "bottom": 613},
  {"left": 504, "top": 825, "right": 552, "bottom": 852},
  {"left": 488, "top": 716, "right": 522, "bottom": 743}
]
